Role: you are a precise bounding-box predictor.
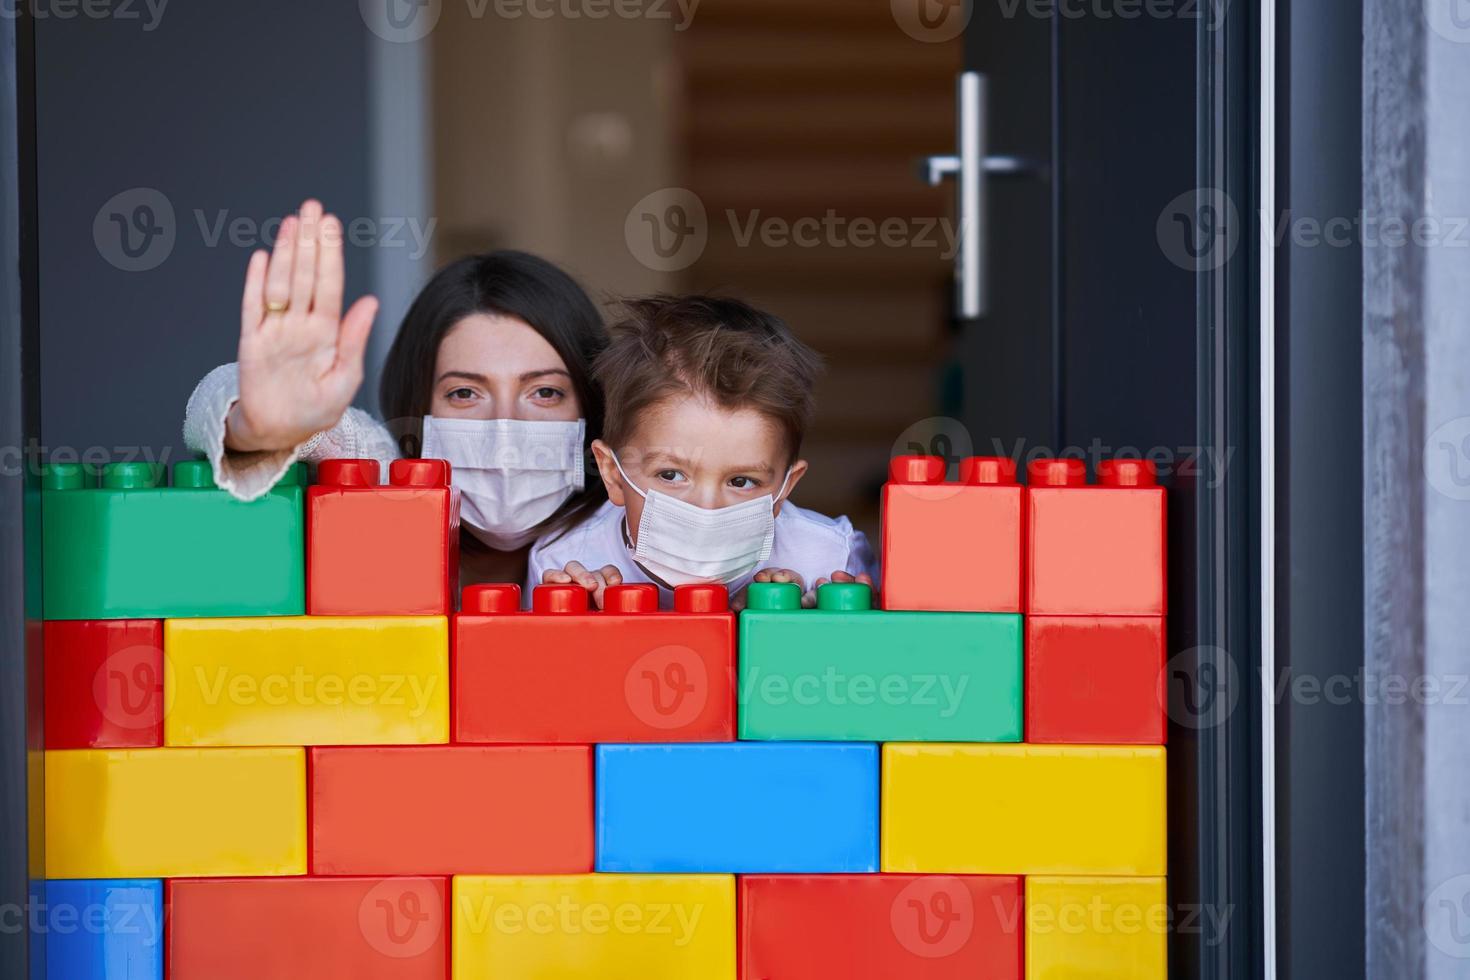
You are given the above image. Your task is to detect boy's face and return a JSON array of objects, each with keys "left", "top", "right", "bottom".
[{"left": 591, "top": 393, "right": 809, "bottom": 547}]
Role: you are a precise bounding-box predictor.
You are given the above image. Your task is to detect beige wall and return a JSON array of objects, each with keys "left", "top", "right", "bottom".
[{"left": 432, "top": 4, "right": 678, "bottom": 302}]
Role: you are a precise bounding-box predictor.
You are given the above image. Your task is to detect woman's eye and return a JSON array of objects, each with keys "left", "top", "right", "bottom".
[
  {"left": 530, "top": 386, "right": 565, "bottom": 402},
  {"left": 446, "top": 387, "right": 477, "bottom": 402}
]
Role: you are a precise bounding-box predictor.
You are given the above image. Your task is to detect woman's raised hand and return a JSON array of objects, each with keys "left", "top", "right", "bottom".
[{"left": 225, "top": 199, "right": 380, "bottom": 452}]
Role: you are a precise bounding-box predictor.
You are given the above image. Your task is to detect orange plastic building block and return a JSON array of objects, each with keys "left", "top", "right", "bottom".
[
  {"left": 1026, "top": 458, "right": 1166, "bottom": 615},
  {"left": 44, "top": 619, "right": 163, "bottom": 748},
  {"left": 310, "top": 745, "right": 594, "bottom": 875},
  {"left": 454, "top": 582, "right": 735, "bottom": 743},
  {"left": 1026, "top": 616, "right": 1167, "bottom": 744},
  {"left": 307, "top": 458, "right": 459, "bottom": 616},
  {"left": 739, "top": 874, "right": 1023, "bottom": 979},
  {"left": 880, "top": 455, "right": 1025, "bottom": 613},
  {"left": 167, "top": 876, "right": 448, "bottom": 978}
]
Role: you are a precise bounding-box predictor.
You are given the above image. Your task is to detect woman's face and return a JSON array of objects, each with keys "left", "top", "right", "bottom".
[{"left": 430, "top": 313, "right": 582, "bottom": 421}]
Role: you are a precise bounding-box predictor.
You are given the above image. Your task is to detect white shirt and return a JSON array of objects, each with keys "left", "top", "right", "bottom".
[{"left": 527, "top": 499, "right": 879, "bottom": 607}]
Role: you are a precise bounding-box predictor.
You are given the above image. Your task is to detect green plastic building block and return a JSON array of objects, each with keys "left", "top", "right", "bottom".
[
  {"left": 738, "top": 581, "right": 1022, "bottom": 742},
  {"left": 42, "top": 459, "right": 306, "bottom": 619}
]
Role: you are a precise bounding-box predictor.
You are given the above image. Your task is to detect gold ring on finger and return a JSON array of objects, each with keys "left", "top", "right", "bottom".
[{"left": 265, "top": 299, "right": 290, "bottom": 314}]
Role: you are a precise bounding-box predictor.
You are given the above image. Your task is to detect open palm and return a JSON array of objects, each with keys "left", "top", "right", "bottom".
[{"left": 228, "top": 199, "right": 379, "bottom": 452}]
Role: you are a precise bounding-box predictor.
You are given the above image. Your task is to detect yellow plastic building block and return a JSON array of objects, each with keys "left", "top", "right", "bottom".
[
  {"left": 1026, "top": 876, "right": 1168, "bottom": 980},
  {"left": 882, "top": 744, "right": 1166, "bottom": 875},
  {"left": 452, "top": 874, "right": 736, "bottom": 979},
  {"left": 45, "top": 747, "right": 306, "bottom": 878},
  {"left": 164, "top": 616, "right": 449, "bottom": 746}
]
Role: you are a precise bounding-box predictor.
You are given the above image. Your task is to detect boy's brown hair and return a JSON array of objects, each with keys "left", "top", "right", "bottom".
[{"left": 594, "top": 295, "right": 823, "bottom": 461}]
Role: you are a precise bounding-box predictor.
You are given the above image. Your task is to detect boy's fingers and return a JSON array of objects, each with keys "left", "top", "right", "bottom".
[
  {"left": 829, "top": 570, "right": 855, "bottom": 583},
  {"left": 753, "top": 569, "right": 773, "bottom": 583},
  {"left": 541, "top": 569, "right": 570, "bottom": 583},
  {"left": 800, "top": 590, "right": 818, "bottom": 609},
  {"left": 814, "top": 577, "right": 831, "bottom": 591},
  {"left": 855, "top": 573, "right": 874, "bottom": 586},
  {"left": 599, "top": 565, "right": 623, "bottom": 586}
]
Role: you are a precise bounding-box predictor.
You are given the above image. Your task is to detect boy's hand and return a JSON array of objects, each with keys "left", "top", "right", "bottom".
[
  {"left": 811, "top": 570, "right": 875, "bottom": 607},
  {"left": 752, "top": 567, "right": 813, "bottom": 607},
  {"left": 542, "top": 561, "right": 623, "bottom": 610}
]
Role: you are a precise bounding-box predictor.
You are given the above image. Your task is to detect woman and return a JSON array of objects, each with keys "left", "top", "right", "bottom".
[{"left": 184, "top": 199, "right": 607, "bottom": 588}]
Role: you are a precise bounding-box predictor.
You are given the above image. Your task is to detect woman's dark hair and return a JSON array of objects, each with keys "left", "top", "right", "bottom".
[{"left": 378, "top": 250, "right": 608, "bottom": 542}]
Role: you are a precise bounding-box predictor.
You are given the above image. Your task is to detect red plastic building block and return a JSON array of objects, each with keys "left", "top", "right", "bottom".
[
  {"left": 307, "top": 458, "right": 459, "bottom": 616},
  {"left": 739, "top": 874, "right": 1023, "bottom": 979},
  {"left": 880, "top": 456, "right": 1024, "bottom": 613},
  {"left": 310, "top": 745, "right": 594, "bottom": 874},
  {"left": 44, "top": 620, "right": 163, "bottom": 748},
  {"left": 1026, "top": 616, "right": 1167, "bottom": 744},
  {"left": 1026, "top": 458, "right": 1166, "bottom": 615},
  {"left": 167, "top": 876, "right": 448, "bottom": 978},
  {"left": 454, "top": 582, "right": 735, "bottom": 742}
]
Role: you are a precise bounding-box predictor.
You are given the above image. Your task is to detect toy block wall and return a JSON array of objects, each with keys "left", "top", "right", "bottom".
[
  {"left": 454, "top": 581, "right": 735, "bottom": 742},
  {"left": 42, "top": 459, "right": 305, "bottom": 619},
  {"left": 40, "top": 451, "right": 1170, "bottom": 978}
]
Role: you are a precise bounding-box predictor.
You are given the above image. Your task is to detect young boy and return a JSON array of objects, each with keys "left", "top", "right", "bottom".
[{"left": 529, "top": 295, "right": 876, "bottom": 609}]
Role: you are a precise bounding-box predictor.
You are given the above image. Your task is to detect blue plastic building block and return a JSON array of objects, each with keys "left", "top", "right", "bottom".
[
  {"left": 43, "top": 879, "right": 162, "bottom": 980},
  {"left": 595, "top": 742, "right": 879, "bottom": 873}
]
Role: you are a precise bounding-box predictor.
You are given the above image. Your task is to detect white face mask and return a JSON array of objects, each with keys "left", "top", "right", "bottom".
[
  {"left": 612, "top": 452, "right": 791, "bottom": 587},
  {"left": 421, "top": 416, "right": 586, "bottom": 550}
]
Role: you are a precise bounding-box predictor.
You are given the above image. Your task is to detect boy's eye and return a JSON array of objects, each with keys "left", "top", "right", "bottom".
[
  {"left": 655, "top": 469, "right": 687, "bottom": 484},
  {"left": 728, "top": 475, "right": 760, "bottom": 490}
]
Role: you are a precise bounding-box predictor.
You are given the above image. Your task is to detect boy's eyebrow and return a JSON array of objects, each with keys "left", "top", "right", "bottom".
[{"left": 642, "top": 449, "right": 776, "bottom": 476}]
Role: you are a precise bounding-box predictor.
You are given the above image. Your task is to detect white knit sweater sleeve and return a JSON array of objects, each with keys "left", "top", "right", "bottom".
[{"left": 181, "top": 362, "right": 402, "bottom": 501}]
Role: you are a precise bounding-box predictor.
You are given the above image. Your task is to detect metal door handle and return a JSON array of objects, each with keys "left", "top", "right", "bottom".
[{"left": 922, "top": 71, "right": 1033, "bottom": 319}]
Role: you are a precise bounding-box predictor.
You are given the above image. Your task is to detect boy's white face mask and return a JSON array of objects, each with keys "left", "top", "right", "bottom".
[
  {"left": 612, "top": 451, "right": 790, "bottom": 587},
  {"left": 421, "top": 415, "right": 586, "bottom": 550}
]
